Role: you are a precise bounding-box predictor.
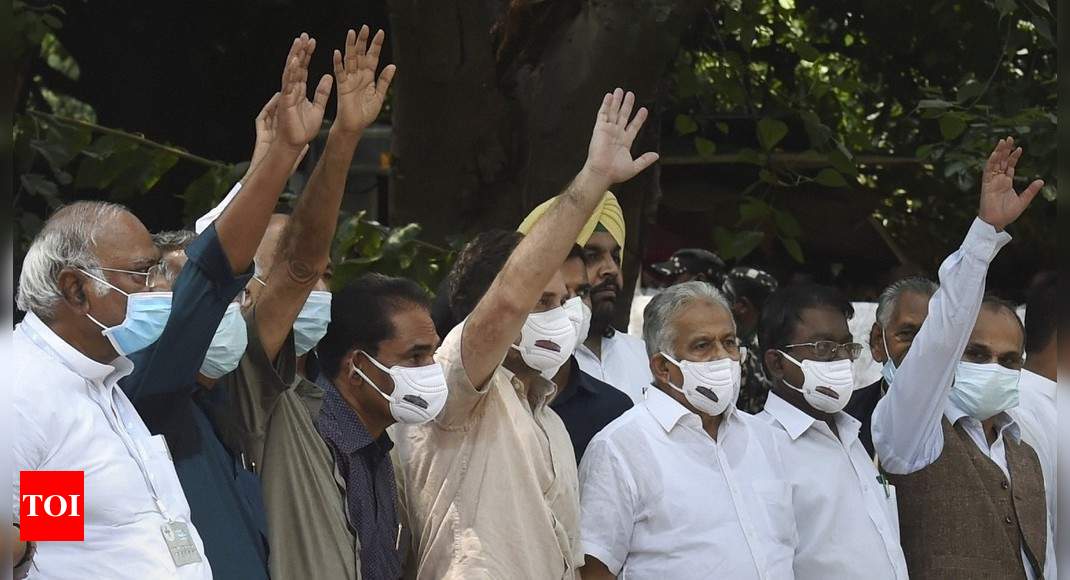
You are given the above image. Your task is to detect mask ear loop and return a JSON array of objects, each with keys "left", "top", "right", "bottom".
[
  {"left": 350, "top": 351, "right": 394, "bottom": 402},
  {"left": 776, "top": 350, "right": 807, "bottom": 391},
  {"left": 78, "top": 268, "right": 129, "bottom": 330}
]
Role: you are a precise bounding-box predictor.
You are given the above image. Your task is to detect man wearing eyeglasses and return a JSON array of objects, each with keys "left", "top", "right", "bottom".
[
  {"left": 579, "top": 281, "right": 796, "bottom": 580},
  {"left": 757, "top": 283, "right": 908, "bottom": 580},
  {"left": 871, "top": 137, "right": 1052, "bottom": 580}
]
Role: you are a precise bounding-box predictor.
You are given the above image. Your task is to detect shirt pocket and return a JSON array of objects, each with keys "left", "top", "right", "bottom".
[{"left": 752, "top": 479, "right": 795, "bottom": 548}]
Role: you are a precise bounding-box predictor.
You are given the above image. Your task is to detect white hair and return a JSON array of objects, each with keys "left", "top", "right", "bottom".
[
  {"left": 16, "top": 201, "right": 130, "bottom": 321},
  {"left": 875, "top": 276, "right": 938, "bottom": 328},
  {"left": 643, "top": 281, "right": 735, "bottom": 358}
]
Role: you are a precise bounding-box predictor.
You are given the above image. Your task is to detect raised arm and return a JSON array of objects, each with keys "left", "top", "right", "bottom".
[
  {"left": 214, "top": 34, "right": 332, "bottom": 275},
  {"left": 460, "top": 89, "right": 658, "bottom": 389},
  {"left": 872, "top": 137, "right": 1043, "bottom": 475},
  {"left": 256, "top": 26, "right": 396, "bottom": 361}
]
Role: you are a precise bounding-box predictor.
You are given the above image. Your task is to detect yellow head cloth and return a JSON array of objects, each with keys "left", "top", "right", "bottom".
[{"left": 516, "top": 190, "right": 625, "bottom": 248}]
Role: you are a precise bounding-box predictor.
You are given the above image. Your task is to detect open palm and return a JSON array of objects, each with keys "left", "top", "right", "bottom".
[
  {"left": 978, "top": 136, "right": 1044, "bottom": 231},
  {"left": 584, "top": 89, "right": 659, "bottom": 186},
  {"left": 334, "top": 26, "right": 397, "bottom": 134},
  {"left": 276, "top": 34, "right": 333, "bottom": 149}
]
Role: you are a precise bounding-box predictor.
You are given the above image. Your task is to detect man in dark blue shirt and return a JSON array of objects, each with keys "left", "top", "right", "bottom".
[
  {"left": 548, "top": 249, "right": 632, "bottom": 462},
  {"left": 315, "top": 274, "right": 445, "bottom": 580},
  {"left": 119, "top": 36, "right": 331, "bottom": 579}
]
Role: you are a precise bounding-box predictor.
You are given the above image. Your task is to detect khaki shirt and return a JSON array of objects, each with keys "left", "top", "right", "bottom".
[
  {"left": 217, "top": 308, "right": 360, "bottom": 579},
  {"left": 394, "top": 322, "right": 582, "bottom": 580}
]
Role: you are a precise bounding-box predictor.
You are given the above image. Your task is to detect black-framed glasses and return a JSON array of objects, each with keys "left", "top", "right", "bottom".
[{"left": 783, "top": 340, "right": 864, "bottom": 361}]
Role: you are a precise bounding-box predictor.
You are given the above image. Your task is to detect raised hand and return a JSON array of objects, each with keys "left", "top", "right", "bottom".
[
  {"left": 243, "top": 91, "right": 308, "bottom": 182},
  {"left": 276, "top": 34, "right": 333, "bottom": 150},
  {"left": 333, "top": 26, "right": 397, "bottom": 135},
  {"left": 583, "top": 88, "right": 659, "bottom": 186},
  {"left": 978, "top": 136, "right": 1044, "bottom": 231}
]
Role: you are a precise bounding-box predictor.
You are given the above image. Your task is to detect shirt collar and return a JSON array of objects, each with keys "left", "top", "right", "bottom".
[
  {"left": 763, "top": 391, "right": 862, "bottom": 443},
  {"left": 1021, "top": 369, "right": 1056, "bottom": 403},
  {"left": 944, "top": 397, "right": 1022, "bottom": 443},
  {"left": 20, "top": 312, "right": 134, "bottom": 385},
  {"left": 644, "top": 385, "right": 737, "bottom": 435},
  {"left": 316, "top": 375, "right": 386, "bottom": 456}
]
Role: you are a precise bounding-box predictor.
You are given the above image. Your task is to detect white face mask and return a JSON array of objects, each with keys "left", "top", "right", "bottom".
[
  {"left": 511, "top": 307, "right": 576, "bottom": 376},
  {"left": 294, "top": 291, "right": 331, "bottom": 356},
  {"left": 880, "top": 327, "right": 897, "bottom": 386},
  {"left": 200, "top": 302, "right": 248, "bottom": 379},
  {"left": 661, "top": 353, "right": 741, "bottom": 417},
  {"left": 950, "top": 361, "right": 1020, "bottom": 420},
  {"left": 563, "top": 296, "right": 592, "bottom": 351},
  {"left": 779, "top": 351, "right": 855, "bottom": 414},
  {"left": 351, "top": 352, "right": 448, "bottom": 425}
]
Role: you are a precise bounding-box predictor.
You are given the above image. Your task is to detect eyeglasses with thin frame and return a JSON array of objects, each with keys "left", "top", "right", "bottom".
[
  {"left": 782, "top": 340, "right": 864, "bottom": 361},
  {"left": 98, "top": 264, "right": 166, "bottom": 290}
]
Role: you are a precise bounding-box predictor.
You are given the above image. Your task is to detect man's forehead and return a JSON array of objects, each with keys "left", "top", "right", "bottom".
[
  {"left": 386, "top": 307, "right": 440, "bottom": 349},
  {"left": 970, "top": 307, "right": 1025, "bottom": 351},
  {"left": 673, "top": 301, "right": 734, "bottom": 336},
  {"left": 584, "top": 232, "right": 620, "bottom": 252},
  {"left": 94, "top": 214, "right": 160, "bottom": 265},
  {"left": 891, "top": 290, "right": 931, "bottom": 325},
  {"left": 795, "top": 306, "right": 850, "bottom": 338}
]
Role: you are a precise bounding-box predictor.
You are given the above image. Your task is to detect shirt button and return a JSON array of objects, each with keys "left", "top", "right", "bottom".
[
  {"left": 1004, "top": 515, "right": 1013, "bottom": 524},
  {"left": 1001, "top": 480, "right": 1010, "bottom": 490}
]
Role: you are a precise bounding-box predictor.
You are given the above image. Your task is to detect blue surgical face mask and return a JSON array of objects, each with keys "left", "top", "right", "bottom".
[
  {"left": 200, "top": 302, "right": 248, "bottom": 379},
  {"left": 950, "top": 361, "right": 1021, "bottom": 421},
  {"left": 294, "top": 291, "right": 331, "bottom": 356},
  {"left": 880, "top": 327, "right": 897, "bottom": 386},
  {"left": 80, "top": 269, "right": 172, "bottom": 357}
]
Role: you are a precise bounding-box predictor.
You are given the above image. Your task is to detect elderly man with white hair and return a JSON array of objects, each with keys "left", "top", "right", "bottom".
[
  {"left": 11, "top": 33, "right": 327, "bottom": 579},
  {"left": 578, "top": 281, "right": 797, "bottom": 580}
]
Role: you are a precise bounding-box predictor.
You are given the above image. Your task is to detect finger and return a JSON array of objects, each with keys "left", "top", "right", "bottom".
[
  {"left": 983, "top": 138, "right": 1004, "bottom": 175},
  {"left": 367, "top": 29, "right": 386, "bottom": 65},
  {"left": 618, "top": 91, "right": 635, "bottom": 128},
  {"left": 597, "top": 93, "right": 612, "bottom": 123},
  {"left": 345, "top": 28, "right": 358, "bottom": 71},
  {"left": 1006, "top": 146, "right": 1024, "bottom": 172},
  {"left": 1017, "top": 179, "right": 1044, "bottom": 209},
  {"left": 257, "top": 92, "right": 281, "bottom": 124},
  {"left": 376, "top": 64, "right": 397, "bottom": 97},
  {"left": 282, "top": 37, "right": 301, "bottom": 89},
  {"left": 608, "top": 88, "right": 623, "bottom": 124},
  {"left": 312, "top": 74, "right": 334, "bottom": 111},
  {"left": 356, "top": 24, "right": 371, "bottom": 57},
  {"left": 333, "top": 49, "right": 345, "bottom": 80},
  {"left": 624, "top": 107, "right": 649, "bottom": 142},
  {"left": 631, "top": 151, "right": 660, "bottom": 175},
  {"left": 999, "top": 137, "right": 1013, "bottom": 172},
  {"left": 302, "top": 37, "right": 316, "bottom": 71},
  {"left": 282, "top": 55, "right": 301, "bottom": 102}
]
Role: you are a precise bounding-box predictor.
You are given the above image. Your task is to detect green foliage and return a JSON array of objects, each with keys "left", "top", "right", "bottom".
[{"left": 669, "top": 0, "right": 1056, "bottom": 267}]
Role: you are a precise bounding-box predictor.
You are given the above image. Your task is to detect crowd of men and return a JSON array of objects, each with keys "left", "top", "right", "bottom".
[{"left": 11, "top": 25, "right": 1061, "bottom": 580}]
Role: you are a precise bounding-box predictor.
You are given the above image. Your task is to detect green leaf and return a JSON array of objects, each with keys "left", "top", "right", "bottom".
[
  {"left": 815, "top": 168, "right": 848, "bottom": 187},
  {"left": 773, "top": 209, "right": 803, "bottom": 237},
  {"left": 716, "top": 122, "right": 730, "bottom": 134},
  {"left": 674, "top": 114, "right": 698, "bottom": 135},
  {"left": 827, "top": 149, "right": 856, "bottom": 176},
  {"left": 777, "top": 0, "right": 795, "bottom": 9},
  {"left": 739, "top": 199, "right": 772, "bottom": 224},
  {"left": 693, "top": 136, "right": 716, "bottom": 156},
  {"left": 727, "top": 230, "right": 765, "bottom": 259},
  {"left": 915, "top": 144, "right": 936, "bottom": 159},
  {"left": 793, "top": 41, "right": 820, "bottom": 62},
  {"left": 938, "top": 112, "right": 968, "bottom": 140},
  {"left": 918, "top": 99, "right": 954, "bottom": 110},
  {"left": 800, "top": 110, "right": 831, "bottom": 148},
  {"left": 758, "top": 169, "right": 778, "bottom": 185},
  {"left": 780, "top": 236, "right": 805, "bottom": 263},
  {"left": 75, "top": 141, "right": 141, "bottom": 189},
  {"left": 994, "top": 0, "right": 1016, "bottom": 16},
  {"left": 737, "top": 148, "right": 764, "bottom": 166},
  {"left": 19, "top": 173, "right": 59, "bottom": 203},
  {"left": 757, "top": 118, "right": 789, "bottom": 151},
  {"left": 956, "top": 81, "right": 984, "bottom": 103},
  {"left": 384, "top": 223, "right": 422, "bottom": 252}
]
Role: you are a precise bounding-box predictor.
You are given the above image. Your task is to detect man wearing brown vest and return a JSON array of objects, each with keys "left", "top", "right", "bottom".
[{"left": 871, "top": 137, "right": 1054, "bottom": 580}]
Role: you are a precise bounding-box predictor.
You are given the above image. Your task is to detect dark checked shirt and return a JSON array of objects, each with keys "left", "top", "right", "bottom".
[
  {"left": 736, "top": 333, "right": 774, "bottom": 414},
  {"left": 315, "top": 375, "right": 402, "bottom": 580}
]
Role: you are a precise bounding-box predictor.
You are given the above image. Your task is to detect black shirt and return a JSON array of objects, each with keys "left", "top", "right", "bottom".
[{"left": 550, "top": 358, "right": 633, "bottom": 463}]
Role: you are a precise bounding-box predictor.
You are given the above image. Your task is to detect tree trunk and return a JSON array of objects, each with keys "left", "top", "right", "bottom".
[{"left": 388, "top": 0, "right": 704, "bottom": 328}]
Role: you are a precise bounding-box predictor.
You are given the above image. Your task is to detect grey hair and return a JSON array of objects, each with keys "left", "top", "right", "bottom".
[
  {"left": 643, "top": 281, "right": 735, "bottom": 358},
  {"left": 152, "top": 229, "right": 197, "bottom": 252},
  {"left": 16, "top": 201, "right": 131, "bottom": 321},
  {"left": 875, "top": 276, "right": 938, "bottom": 328}
]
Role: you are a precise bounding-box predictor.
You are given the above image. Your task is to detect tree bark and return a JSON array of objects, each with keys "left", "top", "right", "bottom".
[{"left": 388, "top": 0, "right": 705, "bottom": 328}]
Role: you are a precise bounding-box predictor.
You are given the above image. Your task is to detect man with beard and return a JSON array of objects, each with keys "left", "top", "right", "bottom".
[{"left": 570, "top": 194, "right": 652, "bottom": 403}]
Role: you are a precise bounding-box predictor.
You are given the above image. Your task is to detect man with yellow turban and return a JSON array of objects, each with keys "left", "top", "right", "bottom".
[{"left": 518, "top": 191, "right": 652, "bottom": 403}]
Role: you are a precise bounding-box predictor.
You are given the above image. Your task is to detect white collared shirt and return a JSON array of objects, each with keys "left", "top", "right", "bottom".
[
  {"left": 871, "top": 218, "right": 1054, "bottom": 580},
  {"left": 12, "top": 313, "right": 210, "bottom": 579},
  {"left": 575, "top": 331, "right": 652, "bottom": 403},
  {"left": 759, "top": 393, "right": 908, "bottom": 580},
  {"left": 1013, "top": 369, "right": 1057, "bottom": 534},
  {"left": 578, "top": 387, "right": 796, "bottom": 580}
]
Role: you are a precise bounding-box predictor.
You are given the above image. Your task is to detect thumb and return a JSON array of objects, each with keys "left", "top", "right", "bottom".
[
  {"left": 1016, "top": 179, "right": 1044, "bottom": 210},
  {"left": 631, "top": 152, "right": 660, "bottom": 176}
]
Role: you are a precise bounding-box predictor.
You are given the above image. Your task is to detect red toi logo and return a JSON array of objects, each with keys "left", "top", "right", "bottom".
[{"left": 20, "top": 471, "right": 84, "bottom": 541}]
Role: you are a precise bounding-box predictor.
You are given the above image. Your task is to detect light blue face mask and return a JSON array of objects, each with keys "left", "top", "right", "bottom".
[
  {"left": 200, "top": 302, "right": 248, "bottom": 379},
  {"left": 80, "top": 269, "right": 173, "bottom": 357},
  {"left": 950, "top": 361, "right": 1021, "bottom": 421},
  {"left": 294, "top": 291, "right": 332, "bottom": 356},
  {"left": 880, "top": 327, "right": 897, "bottom": 386}
]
